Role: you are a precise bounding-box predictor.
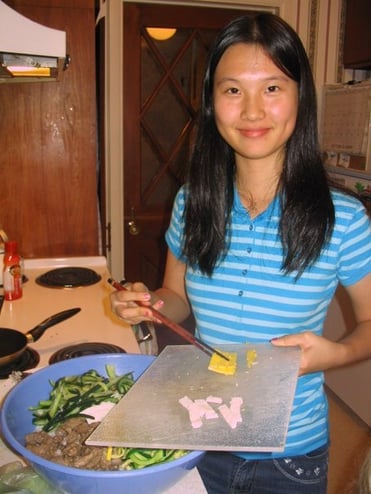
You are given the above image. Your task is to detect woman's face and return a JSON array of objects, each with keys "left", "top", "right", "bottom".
[{"left": 213, "top": 43, "right": 298, "bottom": 169}]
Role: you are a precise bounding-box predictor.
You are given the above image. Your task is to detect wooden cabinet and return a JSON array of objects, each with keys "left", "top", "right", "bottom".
[
  {"left": 0, "top": 0, "right": 99, "bottom": 258},
  {"left": 343, "top": 0, "right": 371, "bottom": 69}
]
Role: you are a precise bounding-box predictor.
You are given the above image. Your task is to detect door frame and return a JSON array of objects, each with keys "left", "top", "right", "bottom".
[{"left": 102, "top": 0, "right": 340, "bottom": 280}]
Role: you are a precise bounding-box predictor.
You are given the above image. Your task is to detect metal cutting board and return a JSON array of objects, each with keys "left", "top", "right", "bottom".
[{"left": 87, "top": 344, "right": 300, "bottom": 452}]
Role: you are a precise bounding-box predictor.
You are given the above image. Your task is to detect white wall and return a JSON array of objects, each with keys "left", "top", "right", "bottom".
[{"left": 324, "top": 289, "right": 371, "bottom": 427}]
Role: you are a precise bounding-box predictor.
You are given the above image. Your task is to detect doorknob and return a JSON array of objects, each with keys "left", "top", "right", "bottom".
[{"left": 128, "top": 207, "right": 140, "bottom": 235}]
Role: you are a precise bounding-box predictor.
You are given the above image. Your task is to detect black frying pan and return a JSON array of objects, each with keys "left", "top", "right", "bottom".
[{"left": 0, "top": 307, "right": 81, "bottom": 367}]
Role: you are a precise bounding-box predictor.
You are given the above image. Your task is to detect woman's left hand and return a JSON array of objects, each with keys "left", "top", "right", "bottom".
[{"left": 270, "top": 332, "right": 346, "bottom": 376}]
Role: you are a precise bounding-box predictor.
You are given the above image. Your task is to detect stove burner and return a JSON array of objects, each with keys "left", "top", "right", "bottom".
[
  {"left": 49, "top": 342, "right": 126, "bottom": 364},
  {"left": 0, "top": 348, "right": 40, "bottom": 379},
  {"left": 36, "top": 267, "right": 101, "bottom": 288}
]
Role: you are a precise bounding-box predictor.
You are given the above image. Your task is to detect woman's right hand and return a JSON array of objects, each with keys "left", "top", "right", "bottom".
[{"left": 110, "top": 281, "right": 164, "bottom": 325}]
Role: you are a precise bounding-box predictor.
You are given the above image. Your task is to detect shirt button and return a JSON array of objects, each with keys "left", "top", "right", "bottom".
[
  {"left": 247, "top": 247, "right": 252, "bottom": 254},
  {"left": 249, "top": 224, "right": 253, "bottom": 231},
  {"left": 242, "top": 269, "right": 247, "bottom": 276},
  {"left": 238, "top": 290, "right": 243, "bottom": 297}
]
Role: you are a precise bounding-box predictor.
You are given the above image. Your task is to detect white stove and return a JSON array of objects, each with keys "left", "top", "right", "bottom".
[
  {"left": 0, "top": 256, "right": 140, "bottom": 370},
  {"left": 0, "top": 256, "right": 206, "bottom": 493},
  {"left": 0, "top": 256, "right": 141, "bottom": 403}
]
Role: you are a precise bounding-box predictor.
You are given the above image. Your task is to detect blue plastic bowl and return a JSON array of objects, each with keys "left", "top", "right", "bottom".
[{"left": 0, "top": 354, "right": 204, "bottom": 494}]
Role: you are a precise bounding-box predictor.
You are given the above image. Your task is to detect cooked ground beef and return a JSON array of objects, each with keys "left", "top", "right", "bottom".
[{"left": 25, "top": 417, "right": 122, "bottom": 470}]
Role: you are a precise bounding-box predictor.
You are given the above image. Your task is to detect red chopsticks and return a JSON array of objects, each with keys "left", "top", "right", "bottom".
[{"left": 108, "top": 278, "right": 229, "bottom": 361}]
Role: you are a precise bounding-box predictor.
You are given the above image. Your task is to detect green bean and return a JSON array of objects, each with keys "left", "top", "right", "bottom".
[{"left": 116, "top": 448, "right": 188, "bottom": 470}]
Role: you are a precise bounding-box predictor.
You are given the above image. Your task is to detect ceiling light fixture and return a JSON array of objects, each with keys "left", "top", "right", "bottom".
[{"left": 146, "top": 27, "right": 176, "bottom": 41}]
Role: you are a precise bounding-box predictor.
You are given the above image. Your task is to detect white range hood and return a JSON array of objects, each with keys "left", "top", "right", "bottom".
[{"left": 0, "top": 0, "right": 66, "bottom": 82}]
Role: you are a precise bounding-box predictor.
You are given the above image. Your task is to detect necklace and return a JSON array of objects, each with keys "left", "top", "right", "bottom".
[
  {"left": 237, "top": 175, "right": 280, "bottom": 217},
  {"left": 244, "top": 193, "right": 259, "bottom": 214}
]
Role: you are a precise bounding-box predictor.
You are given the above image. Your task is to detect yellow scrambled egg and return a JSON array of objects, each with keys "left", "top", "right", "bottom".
[
  {"left": 208, "top": 348, "right": 258, "bottom": 375},
  {"left": 208, "top": 351, "right": 237, "bottom": 376},
  {"left": 246, "top": 349, "right": 257, "bottom": 368}
]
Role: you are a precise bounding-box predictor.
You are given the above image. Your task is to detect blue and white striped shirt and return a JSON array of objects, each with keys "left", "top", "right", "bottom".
[{"left": 165, "top": 185, "right": 371, "bottom": 458}]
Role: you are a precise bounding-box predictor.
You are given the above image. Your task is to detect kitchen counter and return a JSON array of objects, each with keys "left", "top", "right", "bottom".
[{"left": 0, "top": 256, "right": 207, "bottom": 493}]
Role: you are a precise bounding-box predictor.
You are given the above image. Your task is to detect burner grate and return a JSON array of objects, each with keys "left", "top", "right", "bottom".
[
  {"left": 49, "top": 342, "right": 126, "bottom": 364},
  {"left": 36, "top": 267, "right": 101, "bottom": 288},
  {"left": 0, "top": 348, "right": 40, "bottom": 379}
]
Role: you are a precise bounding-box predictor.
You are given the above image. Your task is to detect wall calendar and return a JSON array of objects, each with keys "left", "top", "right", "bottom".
[{"left": 321, "top": 81, "right": 371, "bottom": 172}]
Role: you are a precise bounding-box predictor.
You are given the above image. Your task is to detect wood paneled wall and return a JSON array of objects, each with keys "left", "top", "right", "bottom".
[{"left": 0, "top": 0, "right": 99, "bottom": 258}]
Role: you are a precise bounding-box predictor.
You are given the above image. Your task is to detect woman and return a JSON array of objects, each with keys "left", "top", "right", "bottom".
[{"left": 111, "top": 13, "right": 371, "bottom": 493}]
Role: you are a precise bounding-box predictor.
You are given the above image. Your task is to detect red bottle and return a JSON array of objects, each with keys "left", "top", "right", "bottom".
[{"left": 3, "top": 241, "right": 23, "bottom": 300}]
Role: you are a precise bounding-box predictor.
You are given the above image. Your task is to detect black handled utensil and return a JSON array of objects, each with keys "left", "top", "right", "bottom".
[{"left": 0, "top": 307, "right": 81, "bottom": 367}]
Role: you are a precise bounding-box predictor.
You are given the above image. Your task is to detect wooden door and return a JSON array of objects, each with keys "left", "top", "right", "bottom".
[{"left": 123, "top": 3, "right": 251, "bottom": 289}]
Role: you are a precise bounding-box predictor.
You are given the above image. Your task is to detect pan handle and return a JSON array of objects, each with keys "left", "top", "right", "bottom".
[{"left": 26, "top": 307, "right": 81, "bottom": 342}]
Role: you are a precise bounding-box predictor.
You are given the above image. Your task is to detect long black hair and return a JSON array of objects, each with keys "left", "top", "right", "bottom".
[{"left": 183, "top": 13, "right": 335, "bottom": 276}]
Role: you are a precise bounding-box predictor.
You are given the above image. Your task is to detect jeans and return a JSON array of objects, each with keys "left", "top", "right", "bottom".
[{"left": 197, "top": 445, "right": 329, "bottom": 494}]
